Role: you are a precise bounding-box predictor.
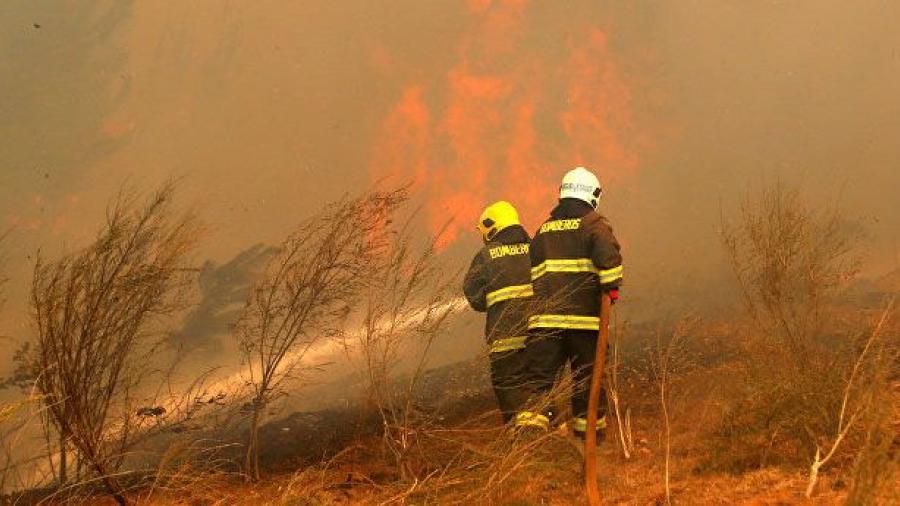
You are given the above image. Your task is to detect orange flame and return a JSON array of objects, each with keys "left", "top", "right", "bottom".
[
  {"left": 560, "top": 29, "right": 638, "bottom": 173},
  {"left": 370, "top": 1, "right": 642, "bottom": 248}
]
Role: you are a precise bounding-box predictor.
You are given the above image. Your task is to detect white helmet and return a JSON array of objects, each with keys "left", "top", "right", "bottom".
[{"left": 559, "top": 167, "right": 602, "bottom": 209}]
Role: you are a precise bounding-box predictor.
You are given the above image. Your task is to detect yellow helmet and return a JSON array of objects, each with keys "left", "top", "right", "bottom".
[{"left": 477, "top": 201, "right": 520, "bottom": 242}]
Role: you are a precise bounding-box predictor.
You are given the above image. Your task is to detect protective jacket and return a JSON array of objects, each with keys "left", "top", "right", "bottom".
[
  {"left": 528, "top": 199, "right": 623, "bottom": 331},
  {"left": 463, "top": 225, "right": 533, "bottom": 353}
]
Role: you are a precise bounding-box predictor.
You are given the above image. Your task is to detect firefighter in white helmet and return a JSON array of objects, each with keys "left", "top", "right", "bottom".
[
  {"left": 463, "top": 201, "right": 534, "bottom": 423},
  {"left": 514, "top": 167, "right": 623, "bottom": 438}
]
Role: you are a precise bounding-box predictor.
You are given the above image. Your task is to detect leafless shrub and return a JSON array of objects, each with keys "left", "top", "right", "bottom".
[
  {"left": 645, "top": 318, "right": 698, "bottom": 505},
  {"left": 608, "top": 317, "right": 634, "bottom": 460},
  {"left": 805, "top": 300, "right": 895, "bottom": 497},
  {"left": 717, "top": 181, "right": 895, "bottom": 488},
  {"left": 236, "top": 189, "right": 407, "bottom": 481},
  {"left": 21, "top": 183, "right": 200, "bottom": 505},
  {"left": 341, "top": 213, "right": 458, "bottom": 481},
  {"left": 846, "top": 346, "right": 900, "bottom": 506},
  {"left": 721, "top": 181, "right": 861, "bottom": 346}
]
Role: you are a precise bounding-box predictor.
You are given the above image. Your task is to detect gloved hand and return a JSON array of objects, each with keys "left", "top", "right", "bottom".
[{"left": 608, "top": 289, "right": 619, "bottom": 305}]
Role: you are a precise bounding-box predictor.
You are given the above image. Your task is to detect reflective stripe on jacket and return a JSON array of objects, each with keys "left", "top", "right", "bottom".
[
  {"left": 463, "top": 225, "right": 533, "bottom": 352},
  {"left": 528, "top": 199, "right": 622, "bottom": 331}
]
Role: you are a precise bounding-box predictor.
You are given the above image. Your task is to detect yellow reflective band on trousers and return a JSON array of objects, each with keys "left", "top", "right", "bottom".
[
  {"left": 528, "top": 314, "right": 601, "bottom": 331},
  {"left": 514, "top": 411, "right": 550, "bottom": 430},
  {"left": 489, "top": 336, "right": 527, "bottom": 353},
  {"left": 572, "top": 416, "right": 607, "bottom": 433},
  {"left": 531, "top": 259, "right": 623, "bottom": 284},
  {"left": 485, "top": 284, "right": 534, "bottom": 308}
]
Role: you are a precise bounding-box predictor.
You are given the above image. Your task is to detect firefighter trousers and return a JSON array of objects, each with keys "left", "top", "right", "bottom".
[
  {"left": 489, "top": 348, "right": 532, "bottom": 423},
  {"left": 526, "top": 328, "right": 607, "bottom": 433}
]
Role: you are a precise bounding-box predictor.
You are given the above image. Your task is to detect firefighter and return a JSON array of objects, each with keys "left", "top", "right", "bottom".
[
  {"left": 515, "top": 167, "right": 623, "bottom": 439},
  {"left": 463, "top": 201, "right": 534, "bottom": 424}
]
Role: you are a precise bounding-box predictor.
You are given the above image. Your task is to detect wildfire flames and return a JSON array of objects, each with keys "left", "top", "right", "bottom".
[{"left": 369, "top": 0, "right": 642, "bottom": 248}]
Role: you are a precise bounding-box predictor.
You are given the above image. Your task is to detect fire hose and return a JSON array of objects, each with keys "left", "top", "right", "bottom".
[{"left": 584, "top": 292, "right": 612, "bottom": 506}]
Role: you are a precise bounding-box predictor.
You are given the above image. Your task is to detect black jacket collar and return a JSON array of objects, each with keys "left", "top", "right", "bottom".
[
  {"left": 550, "top": 198, "right": 595, "bottom": 220},
  {"left": 492, "top": 224, "right": 530, "bottom": 245}
]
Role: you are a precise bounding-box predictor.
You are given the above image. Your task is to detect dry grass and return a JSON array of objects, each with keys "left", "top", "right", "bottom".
[{"left": 78, "top": 396, "right": 855, "bottom": 506}]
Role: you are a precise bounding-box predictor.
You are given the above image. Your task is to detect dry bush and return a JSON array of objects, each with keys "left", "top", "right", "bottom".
[
  {"left": 236, "top": 189, "right": 407, "bottom": 482},
  {"left": 716, "top": 181, "right": 895, "bottom": 482},
  {"left": 608, "top": 318, "right": 635, "bottom": 460},
  {"left": 19, "top": 183, "right": 200, "bottom": 505},
  {"left": 721, "top": 182, "right": 861, "bottom": 343},
  {"left": 801, "top": 301, "right": 897, "bottom": 497},
  {"left": 340, "top": 212, "right": 458, "bottom": 481},
  {"left": 842, "top": 303, "right": 899, "bottom": 505},
  {"left": 846, "top": 383, "right": 900, "bottom": 505},
  {"left": 647, "top": 318, "right": 699, "bottom": 505}
]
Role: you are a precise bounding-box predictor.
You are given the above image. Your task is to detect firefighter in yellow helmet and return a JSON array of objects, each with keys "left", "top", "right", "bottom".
[
  {"left": 463, "top": 201, "right": 534, "bottom": 423},
  {"left": 514, "top": 167, "right": 623, "bottom": 438}
]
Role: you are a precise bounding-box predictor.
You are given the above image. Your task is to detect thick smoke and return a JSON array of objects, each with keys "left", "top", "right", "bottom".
[
  {"left": 2, "top": 0, "right": 899, "bottom": 370},
  {"left": 169, "top": 244, "right": 277, "bottom": 353}
]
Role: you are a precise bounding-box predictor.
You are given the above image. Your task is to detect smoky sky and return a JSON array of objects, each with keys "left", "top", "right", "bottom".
[{"left": 2, "top": 0, "right": 899, "bottom": 339}]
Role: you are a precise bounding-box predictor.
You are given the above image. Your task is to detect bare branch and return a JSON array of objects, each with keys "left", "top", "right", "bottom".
[
  {"left": 236, "top": 188, "right": 408, "bottom": 481},
  {"left": 25, "top": 182, "right": 200, "bottom": 505}
]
